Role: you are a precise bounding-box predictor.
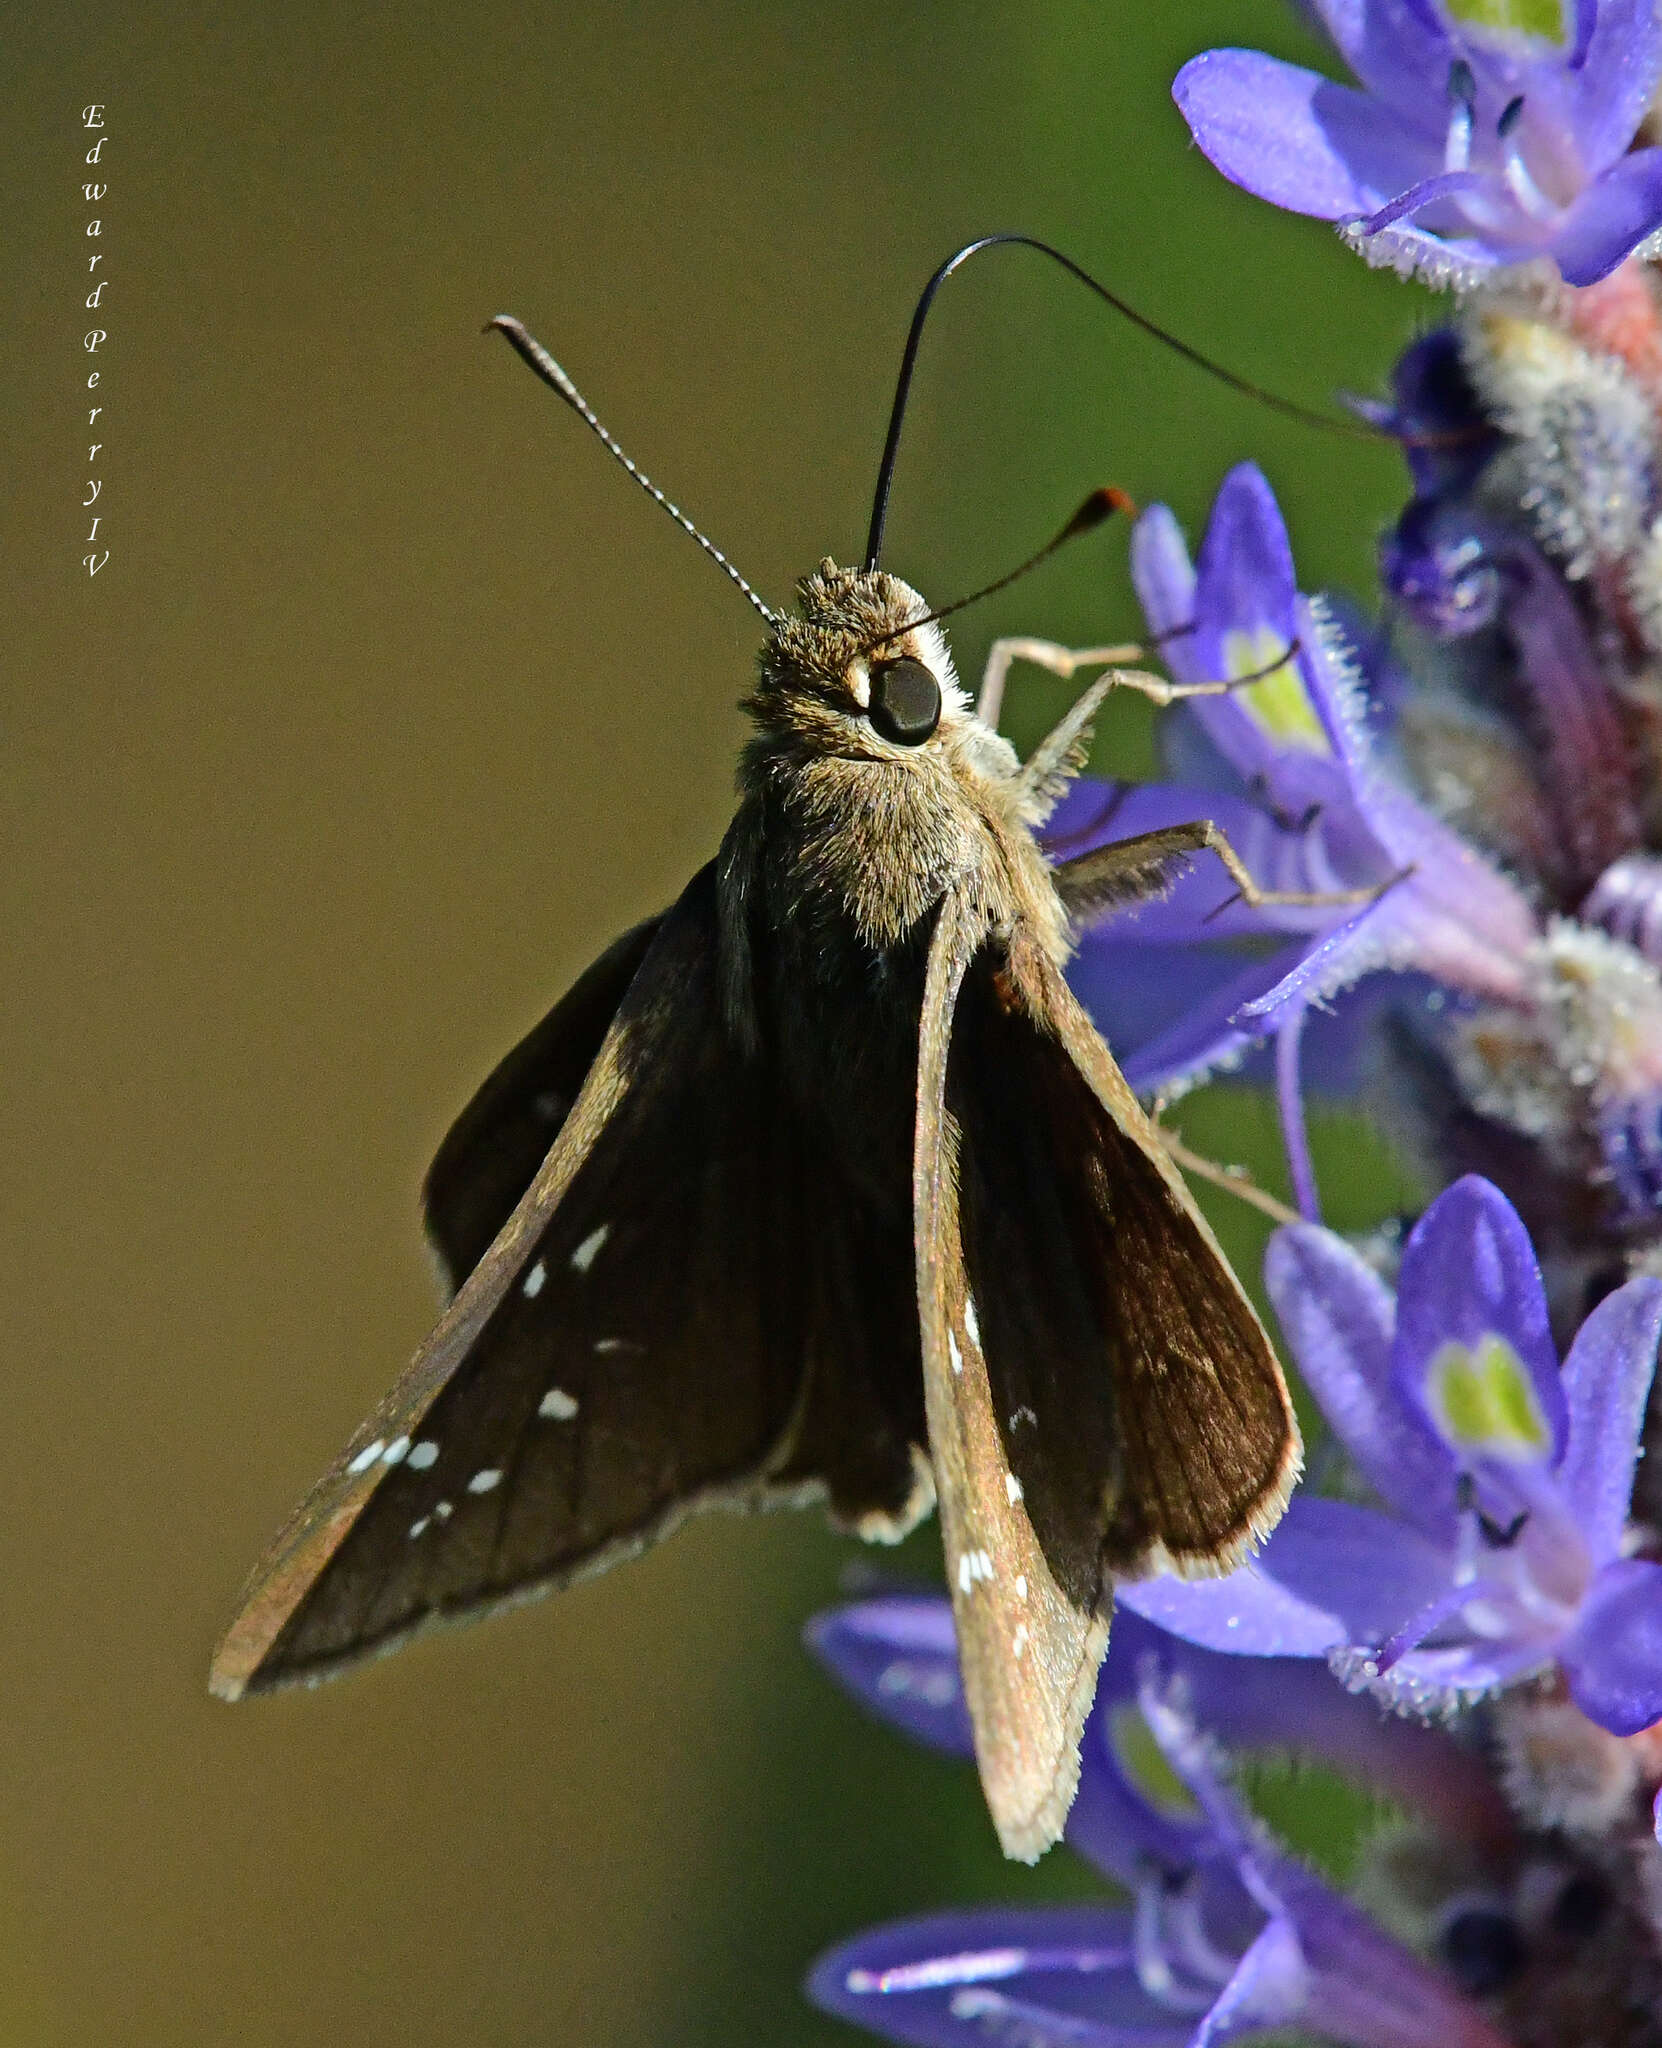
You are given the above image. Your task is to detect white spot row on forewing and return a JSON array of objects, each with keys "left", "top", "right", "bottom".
[
  {"left": 570, "top": 1224, "right": 610, "bottom": 1273},
  {"left": 539, "top": 1386, "right": 579, "bottom": 1421}
]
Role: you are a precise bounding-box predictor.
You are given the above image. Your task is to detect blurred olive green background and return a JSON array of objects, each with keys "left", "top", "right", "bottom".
[{"left": 7, "top": 4, "right": 1425, "bottom": 2043}]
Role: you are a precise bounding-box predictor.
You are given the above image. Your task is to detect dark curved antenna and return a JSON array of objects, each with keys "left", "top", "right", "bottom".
[
  {"left": 863, "top": 233, "right": 1377, "bottom": 572},
  {"left": 874, "top": 486, "right": 1135, "bottom": 649},
  {"left": 489, "top": 315, "right": 776, "bottom": 624}
]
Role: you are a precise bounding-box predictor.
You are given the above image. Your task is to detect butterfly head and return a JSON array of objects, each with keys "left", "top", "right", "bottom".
[{"left": 745, "top": 560, "right": 971, "bottom": 761}]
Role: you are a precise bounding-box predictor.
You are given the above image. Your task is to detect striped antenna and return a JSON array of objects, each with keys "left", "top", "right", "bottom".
[{"left": 489, "top": 315, "right": 776, "bottom": 625}]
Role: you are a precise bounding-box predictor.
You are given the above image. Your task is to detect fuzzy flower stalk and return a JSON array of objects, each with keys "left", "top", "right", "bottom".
[{"left": 806, "top": 6, "right": 1662, "bottom": 2048}]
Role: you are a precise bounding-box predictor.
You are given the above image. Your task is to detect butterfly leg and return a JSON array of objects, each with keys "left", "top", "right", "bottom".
[
  {"left": 999, "top": 643, "right": 1303, "bottom": 819},
  {"left": 1051, "top": 816, "right": 1402, "bottom": 924},
  {"left": 982, "top": 631, "right": 1302, "bottom": 734},
  {"left": 976, "top": 636, "right": 1145, "bottom": 731}
]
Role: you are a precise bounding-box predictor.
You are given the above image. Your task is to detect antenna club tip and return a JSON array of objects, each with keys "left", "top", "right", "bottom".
[{"left": 1066, "top": 485, "right": 1137, "bottom": 538}]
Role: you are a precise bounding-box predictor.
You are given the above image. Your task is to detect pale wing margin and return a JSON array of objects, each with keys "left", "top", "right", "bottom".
[{"left": 913, "top": 890, "right": 1111, "bottom": 1864}]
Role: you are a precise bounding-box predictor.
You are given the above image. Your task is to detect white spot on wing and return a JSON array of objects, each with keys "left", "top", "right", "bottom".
[
  {"left": 539, "top": 1386, "right": 579, "bottom": 1421},
  {"left": 382, "top": 1436, "right": 411, "bottom": 1466},
  {"left": 1011, "top": 1405, "right": 1037, "bottom": 1430},
  {"left": 958, "top": 1549, "right": 996, "bottom": 1592},
  {"left": 1005, "top": 1473, "right": 1023, "bottom": 1504},
  {"left": 1015, "top": 1575, "right": 1028, "bottom": 1601},
  {"left": 408, "top": 1517, "right": 429, "bottom": 1540},
  {"left": 594, "top": 1337, "right": 642, "bottom": 1356},
  {"left": 407, "top": 1440, "right": 439, "bottom": 1470},
  {"left": 347, "top": 1440, "right": 385, "bottom": 1475},
  {"left": 570, "top": 1224, "right": 610, "bottom": 1273},
  {"left": 1012, "top": 1624, "right": 1029, "bottom": 1659},
  {"left": 434, "top": 1500, "right": 453, "bottom": 1520},
  {"left": 964, "top": 1295, "right": 981, "bottom": 1348},
  {"left": 467, "top": 1468, "right": 503, "bottom": 1494},
  {"left": 947, "top": 1329, "right": 963, "bottom": 1376},
  {"left": 522, "top": 1259, "right": 547, "bottom": 1298}
]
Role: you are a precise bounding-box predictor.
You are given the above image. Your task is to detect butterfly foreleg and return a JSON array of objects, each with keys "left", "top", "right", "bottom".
[{"left": 976, "top": 636, "right": 1145, "bottom": 732}]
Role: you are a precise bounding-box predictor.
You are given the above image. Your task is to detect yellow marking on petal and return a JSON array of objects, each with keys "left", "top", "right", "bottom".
[
  {"left": 1106, "top": 1703, "right": 1200, "bottom": 1821},
  {"left": 1445, "top": 0, "right": 1565, "bottom": 41},
  {"left": 1222, "top": 627, "right": 1330, "bottom": 755},
  {"left": 1427, "top": 1333, "right": 1552, "bottom": 1460}
]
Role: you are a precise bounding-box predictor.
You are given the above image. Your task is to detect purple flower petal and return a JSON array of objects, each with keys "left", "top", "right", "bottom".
[
  {"left": 1179, "top": 469, "right": 1354, "bottom": 797},
  {"left": 1192, "top": 465, "right": 1298, "bottom": 667},
  {"left": 1559, "top": 1557, "right": 1662, "bottom": 1736},
  {"left": 1557, "top": 1276, "right": 1662, "bottom": 1567},
  {"left": 1128, "top": 503, "right": 1197, "bottom": 647},
  {"left": 1119, "top": 1496, "right": 1452, "bottom": 1656},
  {"left": 1117, "top": 939, "right": 1317, "bottom": 1093},
  {"left": 1235, "top": 894, "right": 1396, "bottom": 1027},
  {"left": 1063, "top": 935, "right": 1261, "bottom": 1077},
  {"left": 1302, "top": 0, "right": 1454, "bottom": 129},
  {"left": 1391, "top": 1177, "right": 1566, "bottom": 1466},
  {"left": 1571, "top": 0, "right": 1662, "bottom": 167},
  {"left": 1265, "top": 1223, "right": 1458, "bottom": 1537},
  {"left": 1570, "top": 0, "right": 1598, "bottom": 68},
  {"left": 1195, "top": 1917, "right": 1308, "bottom": 2047},
  {"left": 1174, "top": 50, "right": 1437, "bottom": 222},
  {"left": 805, "top": 1596, "right": 972, "bottom": 1758},
  {"left": 807, "top": 1907, "right": 1184, "bottom": 2048},
  {"left": 1549, "top": 146, "right": 1662, "bottom": 286}
]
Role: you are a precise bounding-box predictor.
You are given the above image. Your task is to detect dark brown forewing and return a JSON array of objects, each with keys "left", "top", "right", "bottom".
[
  {"left": 953, "top": 923, "right": 1300, "bottom": 1584},
  {"left": 764, "top": 1113, "right": 932, "bottom": 1542},
  {"left": 423, "top": 915, "right": 663, "bottom": 1293},
  {"left": 914, "top": 891, "right": 1110, "bottom": 1864},
  {"left": 211, "top": 863, "right": 930, "bottom": 1699}
]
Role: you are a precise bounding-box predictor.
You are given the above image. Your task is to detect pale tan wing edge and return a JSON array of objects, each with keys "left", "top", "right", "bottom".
[
  {"left": 209, "top": 889, "right": 704, "bottom": 1702},
  {"left": 914, "top": 891, "right": 1110, "bottom": 1864}
]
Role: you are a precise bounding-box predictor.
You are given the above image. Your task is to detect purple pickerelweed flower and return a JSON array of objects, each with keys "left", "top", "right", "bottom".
[
  {"left": 1052, "top": 461, "right": 1534, "bottom": 1215},
  {"left": 1121, "top": 1176, "right": 1662, "bottom": 1746},
  {"left": 1172, "top": 1, "right": 1662, "bottom": 287},
  {"left": 807, "top": 1597, "right": 1513, "bottom": 2048}
]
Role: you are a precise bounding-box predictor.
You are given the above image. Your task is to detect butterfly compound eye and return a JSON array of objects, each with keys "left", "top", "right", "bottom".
[{"left": 868, "top": 656, "right": 942, "bottom": 745}]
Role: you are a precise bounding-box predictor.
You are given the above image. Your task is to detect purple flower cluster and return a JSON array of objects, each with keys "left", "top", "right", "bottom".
[
  {"left": 809, "top": 1597, "right": 1513, "bottom": 2048},
  {"left": 1051, "top": 460, "right": 1534, "bottom": 1216},
  {"left": 1122, "top": 1178, "right": 1662, "bottom": 1743},
  {"left": 1175, "top": 1, "right": 1662, "bottom": 285},
  {"left": 803, "top": 6, "right": 1662, "bottom": 2045}
]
